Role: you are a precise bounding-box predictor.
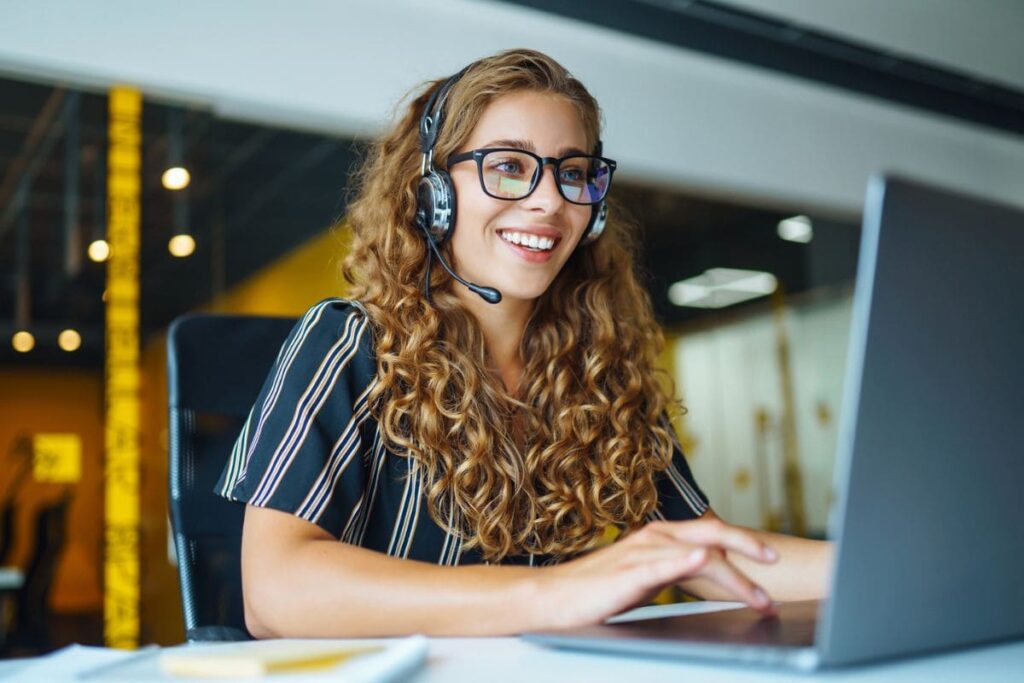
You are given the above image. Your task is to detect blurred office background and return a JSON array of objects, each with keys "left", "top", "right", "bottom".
[{"left": 0, "top": 0, "right": 1022, "bottom": 652}]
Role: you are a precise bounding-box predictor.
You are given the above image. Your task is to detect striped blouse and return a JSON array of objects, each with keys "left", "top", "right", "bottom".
[{"left": 216, "top": 298, "right": 709, "bottom": 566}]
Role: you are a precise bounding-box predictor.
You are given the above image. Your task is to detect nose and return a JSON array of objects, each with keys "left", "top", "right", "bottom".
[{"left": 522, "top": 162, "right": 565, "bottom": 212}]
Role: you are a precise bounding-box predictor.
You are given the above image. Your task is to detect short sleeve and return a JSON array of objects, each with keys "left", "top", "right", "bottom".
[
  {"left": 654, "top": 417, "right": 710, "bottom": 521},
  {"left": 216, "top": 298, "right": 378, "bottom": 538}
]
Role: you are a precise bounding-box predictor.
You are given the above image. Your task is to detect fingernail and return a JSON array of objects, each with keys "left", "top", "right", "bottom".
[
  {"left": 754, "top": 588, "right": 771, "bottom": 606},
  {"left": 763, "top": 546, "right": 778, "bottom": 561},
  {"left": 689, "top": 548, "right": 706, "bottom": 563}
]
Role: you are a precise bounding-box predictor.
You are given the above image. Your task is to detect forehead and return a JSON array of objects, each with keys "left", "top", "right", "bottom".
[{"left": 463, "top": 91, "right": 589, "bottom": 153}]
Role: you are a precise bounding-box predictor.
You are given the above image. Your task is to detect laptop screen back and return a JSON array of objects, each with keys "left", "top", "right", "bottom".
[{"left": 819, "top": 176, "right": 1024, "bottom": 665}]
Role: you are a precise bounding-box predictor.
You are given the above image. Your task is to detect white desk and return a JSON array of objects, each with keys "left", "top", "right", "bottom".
[
  {"left": 1, "top": 637, "right": 1020, "bottom": 682},
  {"left": 1, "top": 601, "right": 1021, "bottom": 682},
  {"left": 422, "top": 636, "right": 1024, "bottom": 682}
]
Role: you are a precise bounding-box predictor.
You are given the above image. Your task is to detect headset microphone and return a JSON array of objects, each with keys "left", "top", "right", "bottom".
[{"left": 418, "top": 221, "right": 502, "bottom": 304}]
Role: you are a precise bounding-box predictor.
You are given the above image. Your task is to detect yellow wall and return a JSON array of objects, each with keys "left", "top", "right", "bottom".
[{"left": 207, "top": 226, "right": 350, "bottom": 316}]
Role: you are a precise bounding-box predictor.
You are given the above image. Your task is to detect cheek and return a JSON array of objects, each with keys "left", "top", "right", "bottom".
[
  {"left": 451, "top": 174, "right": 489, "bottom": 231},
  {"left": 452, "top": 181, "right": 507, "bottom": 240},
  {"left": 568, "top": 205, "right": 594, "bottom": 241}
]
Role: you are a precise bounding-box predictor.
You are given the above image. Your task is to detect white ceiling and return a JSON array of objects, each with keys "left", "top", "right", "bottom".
[{"left": 720, "top": 0, "right": 1024, "bottom": 91}]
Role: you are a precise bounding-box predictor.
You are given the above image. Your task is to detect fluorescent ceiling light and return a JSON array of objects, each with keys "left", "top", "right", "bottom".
[
  {"left": 669, "top": 268, "right": 778, "bottom": 309},
  {"left": 777, "top": 215, "right": 813, "bottom": 243}
]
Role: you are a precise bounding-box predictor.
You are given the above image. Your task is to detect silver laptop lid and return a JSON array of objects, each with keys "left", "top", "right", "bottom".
[{"left": 818, "top": 175, "right": 1024, "bottom": 666}]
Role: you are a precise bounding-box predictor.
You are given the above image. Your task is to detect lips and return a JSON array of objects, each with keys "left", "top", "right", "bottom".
[{"left": 497, "top": 228, "right": 562, "bottom": 263}]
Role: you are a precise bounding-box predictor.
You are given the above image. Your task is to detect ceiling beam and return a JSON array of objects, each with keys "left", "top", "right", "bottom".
[{"left": 500, "top": 0, "right": 1024, "bottom": 137}]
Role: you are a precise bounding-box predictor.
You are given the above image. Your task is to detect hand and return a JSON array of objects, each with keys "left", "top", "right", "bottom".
[{"left": 535, "top": 517, "right": 779, "bottom": 630}]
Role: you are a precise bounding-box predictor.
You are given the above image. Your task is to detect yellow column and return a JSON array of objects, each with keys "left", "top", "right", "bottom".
[{"left": 104, "top": 86, "right": 142, "bottom": 649}]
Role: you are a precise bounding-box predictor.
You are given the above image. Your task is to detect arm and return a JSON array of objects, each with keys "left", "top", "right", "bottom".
[
  {"left": 241, "top": 505, "right": 541, "bottom": 637},
  {"left": 242, "top": 505, "right": 782, "bottom": 638},
  {"left": 677, "top": 508, "right": 833, "bottom": 602}
]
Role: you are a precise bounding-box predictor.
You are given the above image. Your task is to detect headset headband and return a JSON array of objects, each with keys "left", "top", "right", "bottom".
[{"left": 419, "top": 67, "right": 469, "bottom": 162}]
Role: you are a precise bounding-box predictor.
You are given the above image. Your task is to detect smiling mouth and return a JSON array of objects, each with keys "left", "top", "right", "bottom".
[{"left": 498, "top": 229, "right": 561, "bottom": 252}]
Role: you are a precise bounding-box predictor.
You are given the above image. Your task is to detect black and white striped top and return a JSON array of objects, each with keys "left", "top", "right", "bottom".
[{"left": 216, "top": 298, "right": 709, "bottom": 566}]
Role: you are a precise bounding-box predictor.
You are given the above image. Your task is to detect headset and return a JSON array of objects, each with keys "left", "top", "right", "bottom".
[{"left": 414, "top": 66, "right": 609, "bottom": 304}]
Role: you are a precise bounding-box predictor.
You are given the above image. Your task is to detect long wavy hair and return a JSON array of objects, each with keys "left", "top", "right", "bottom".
[{"left": 342, "top": 49, "right": 680, "bottom": 562}]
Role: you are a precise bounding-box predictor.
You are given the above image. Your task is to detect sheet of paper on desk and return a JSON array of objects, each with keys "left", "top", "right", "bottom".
[
  {"left": 159, "top": 640, "right": 383, "bottom": 677},
  {"left": 0, "top": 636, "right": 427, "bottom": 683},
  {"left": 0, "top": 643, "right": 134, "bottom": 682}
]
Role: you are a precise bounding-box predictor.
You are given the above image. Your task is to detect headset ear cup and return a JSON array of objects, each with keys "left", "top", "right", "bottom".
[
  {"left": 415, "top": 176, "right": 435, "bottom": 233},
  {"left": 416, "top": 171, "right": 457, "bottom": 244},
  {"left": 580, "top": 201, "right": 608, "bottom": 246},
  {"left": 434, "top": 169, "right": 456, "bottom": 243}
]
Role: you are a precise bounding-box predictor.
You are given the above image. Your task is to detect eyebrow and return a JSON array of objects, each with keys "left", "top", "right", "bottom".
[{"left": 480, "top": 138, "right": 589, "bottom": 157}]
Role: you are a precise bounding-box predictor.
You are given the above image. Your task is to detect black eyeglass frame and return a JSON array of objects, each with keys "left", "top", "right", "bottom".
[{"left": 446, "top": 147, "right": 617, "bottom": 206}]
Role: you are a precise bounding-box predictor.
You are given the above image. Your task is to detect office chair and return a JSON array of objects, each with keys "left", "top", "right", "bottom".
[{"left": 167, "top": 313, "right": 296, "bottom": 643}]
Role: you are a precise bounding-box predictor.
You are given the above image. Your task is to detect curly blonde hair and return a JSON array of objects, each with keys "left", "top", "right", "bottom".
[{"left": 342, "top": 49, "right": 679, "bottom": 561}]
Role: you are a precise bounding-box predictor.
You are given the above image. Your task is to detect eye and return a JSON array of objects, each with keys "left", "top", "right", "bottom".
[
  {"left": 559, "top": 163, "right": 586, "bottom": 184},
  {"left": 487, "top": 156, "right": 527, "bottom": 176}
]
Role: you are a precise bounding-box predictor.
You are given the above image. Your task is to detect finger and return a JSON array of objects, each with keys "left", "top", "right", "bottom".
[
  {"left": 632, "top": 546, "right": 710, "bottom": 589},
  {"left": 650, "top": 519, "right": 778, "bottom": 564},
  {"left": 697, "top": 552, "right": 776, "bottom": 615}
]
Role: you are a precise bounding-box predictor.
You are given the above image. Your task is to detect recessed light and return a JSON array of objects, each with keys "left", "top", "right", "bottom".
[
  {"left": 59, "top": 329, "right": 82, "bottom": 352},
  {"left": 162, "top": 166, "right": 191, "bottom": 190},
  {"left": 12, "top": 330, "right": 35, "bottom": 353},
  {"left": 88, "top": 239, "right": 110, "bottom": 262},
  {"left": 168, "top": 233, "right": 196, "bottom": 258}
]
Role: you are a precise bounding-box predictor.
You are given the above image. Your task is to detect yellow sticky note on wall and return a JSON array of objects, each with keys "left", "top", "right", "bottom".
[{"left": 33, "top": 433, "right": 83, "bottom": 483}]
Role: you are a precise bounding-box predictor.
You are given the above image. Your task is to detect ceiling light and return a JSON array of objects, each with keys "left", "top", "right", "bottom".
[
  {"left": 669, "top": 268, "right": 779, "bottom": 309},
  {"left": 168, "top": 233, "right": 196, "bottom": 258},
  {"left": 88, "top": 239, "right": 110, "bottom": 262},
  {"left": 12, "top": 331, "right": 35, "bottom": 353},
  {"left": 777, "top": 215, "right": 813, "bottom": 243},
  {"left": 162, "top": 166, "right": 191, "bottom": 190},
  {"left": 58, "top": 329, "right": 82, "bottom": 352}
]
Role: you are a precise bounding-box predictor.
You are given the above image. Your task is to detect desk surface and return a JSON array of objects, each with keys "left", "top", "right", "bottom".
[
  {"left": 423, "top": 636, "right": 1024, "bottom": 682},
  {"left": 4, "top": 637, "right": 1018, "bottom": 682},
  {"left": 1, "top": 602, "right": 1021, "bottom": 682}
]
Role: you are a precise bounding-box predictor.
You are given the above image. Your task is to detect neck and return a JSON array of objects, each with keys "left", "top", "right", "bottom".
[{"left": 453, "top": 285, "right": 532, "bottom": 390}]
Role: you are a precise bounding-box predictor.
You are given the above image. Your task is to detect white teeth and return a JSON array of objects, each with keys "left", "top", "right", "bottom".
[{"left": 500, "top": 230, "right": 557, "bottom": 251}]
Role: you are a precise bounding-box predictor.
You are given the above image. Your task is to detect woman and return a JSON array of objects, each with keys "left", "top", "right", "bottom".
[{"left": 218, "top": 49, "right": 831, "bottom": 638}]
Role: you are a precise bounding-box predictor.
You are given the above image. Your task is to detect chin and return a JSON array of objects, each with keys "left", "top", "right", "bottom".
[{"left": 493, "top": 280, "right": 552, "bottom": 303}]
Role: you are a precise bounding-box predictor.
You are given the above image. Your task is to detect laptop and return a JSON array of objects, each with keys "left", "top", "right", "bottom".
[{"left": 523, "top": 175, "right": 1024, "bottom": 670}]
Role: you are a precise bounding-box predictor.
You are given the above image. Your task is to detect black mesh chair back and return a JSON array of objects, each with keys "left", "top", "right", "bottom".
[{"left": 167, "top": 314, "right": 296, "bottom": 642}]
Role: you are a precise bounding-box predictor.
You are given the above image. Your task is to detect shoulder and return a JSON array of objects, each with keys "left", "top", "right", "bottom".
[
  {"left": 285, "top": 297, "right": 377, "bottom": 378},
  {"left": 297, "top": 297, "right": 372, "bottom": 335}
]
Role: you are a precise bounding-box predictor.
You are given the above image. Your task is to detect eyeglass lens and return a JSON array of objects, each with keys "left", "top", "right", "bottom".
[{"left": 480, "top": 150, "right": 611, "bottom": 205}]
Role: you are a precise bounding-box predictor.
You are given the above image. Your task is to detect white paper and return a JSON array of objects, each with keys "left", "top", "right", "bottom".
[
  {"left": 0, "top": 644, "right": 134, "bottom": 683},
  {"left": 0, "top": 636, "right": 428, "bottom": 683}
]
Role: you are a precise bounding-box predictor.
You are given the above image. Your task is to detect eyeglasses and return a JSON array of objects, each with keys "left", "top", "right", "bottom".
[{"left": 446, "top": 147, "right": 616, "bottom": 205}]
